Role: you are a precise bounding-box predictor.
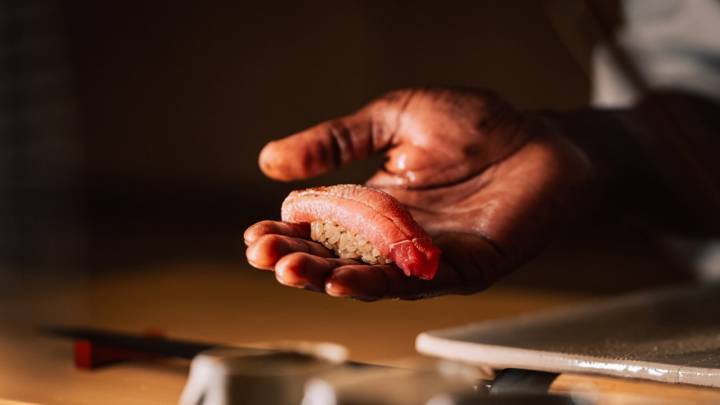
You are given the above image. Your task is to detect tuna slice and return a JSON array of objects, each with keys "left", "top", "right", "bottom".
[{"left": 281, "top": 184, "right": 441, "bottom": 280}]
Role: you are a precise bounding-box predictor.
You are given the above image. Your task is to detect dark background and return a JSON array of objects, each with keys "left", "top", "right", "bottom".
[{"left": 1, "top": 0, "right": 686, "bottom": 295}]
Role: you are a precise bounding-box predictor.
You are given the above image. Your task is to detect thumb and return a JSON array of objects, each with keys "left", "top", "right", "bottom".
[
  {"left": 258, "top": 113, "right": 373, "bottom": 181},
  {"left": 258, "top": 91, "right": 412, "bottom": 181}
]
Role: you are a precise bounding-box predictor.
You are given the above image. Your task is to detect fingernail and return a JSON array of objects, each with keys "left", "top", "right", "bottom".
[{"left": 324, "top": 280, "right": 349, "bottom": 297}]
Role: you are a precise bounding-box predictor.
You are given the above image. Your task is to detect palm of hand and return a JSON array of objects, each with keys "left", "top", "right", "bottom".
[{"left": 246, "top": 88, "right": 591, "bottom": 299}]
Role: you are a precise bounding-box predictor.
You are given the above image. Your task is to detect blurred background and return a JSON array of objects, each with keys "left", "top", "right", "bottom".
[{"left": 0, "top": 0, "right": 692, "bottom": 363}]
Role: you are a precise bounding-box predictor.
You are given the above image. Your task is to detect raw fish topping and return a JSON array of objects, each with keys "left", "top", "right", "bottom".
[{"left": 281, "top": 184, "right": 441, "bottom": 280}]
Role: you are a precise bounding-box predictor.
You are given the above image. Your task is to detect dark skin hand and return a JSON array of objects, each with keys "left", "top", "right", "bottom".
[{"left": 244, "top": 88, "right": 593, "bottom": 300}]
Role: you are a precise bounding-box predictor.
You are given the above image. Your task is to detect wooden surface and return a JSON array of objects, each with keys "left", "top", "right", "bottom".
[{"left": 0, "top": 260, "right": 718, "bottom": 404}]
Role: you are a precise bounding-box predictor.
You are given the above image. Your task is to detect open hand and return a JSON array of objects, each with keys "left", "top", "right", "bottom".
[{"left": 244, "top": 88, "right": 592, "bottom": 300}]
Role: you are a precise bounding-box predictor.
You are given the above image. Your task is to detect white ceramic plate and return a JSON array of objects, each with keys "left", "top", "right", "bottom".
[{"left": 416, "top": 284, "right": 720, "bottom": 387}]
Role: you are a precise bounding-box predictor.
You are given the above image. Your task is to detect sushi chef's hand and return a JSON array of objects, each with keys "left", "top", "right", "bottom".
[{"left": 245, "top": 88, "right": 592, "bottom": 299}]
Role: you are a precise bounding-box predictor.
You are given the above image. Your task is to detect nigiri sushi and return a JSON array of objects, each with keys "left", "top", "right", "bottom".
[{"left": 281, "top": 184, "right": 441, "bottom": 280}]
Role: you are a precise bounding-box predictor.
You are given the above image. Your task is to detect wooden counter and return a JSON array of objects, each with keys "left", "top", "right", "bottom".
[{"left": 0, "top": 261, "right": 717, "bottom": 404}]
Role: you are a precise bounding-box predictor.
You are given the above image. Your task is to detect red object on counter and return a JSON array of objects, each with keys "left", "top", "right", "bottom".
[{"left": 73, "top": 329, "right": 165, "bottom": 370}]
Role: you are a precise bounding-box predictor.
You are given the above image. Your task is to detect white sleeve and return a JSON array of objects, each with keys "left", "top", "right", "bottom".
[{"left": 593, "top": 0, "right": 720, "bottom": 108}]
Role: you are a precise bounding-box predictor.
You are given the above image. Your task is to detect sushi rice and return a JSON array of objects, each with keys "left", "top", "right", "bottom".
[{"left": 310, "top": 220, "right": 391, "bottom": 265}]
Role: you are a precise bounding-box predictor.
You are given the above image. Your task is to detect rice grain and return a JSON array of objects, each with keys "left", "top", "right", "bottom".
[{"left": 310, "top": 220, "right": 391, "bottom": 265}]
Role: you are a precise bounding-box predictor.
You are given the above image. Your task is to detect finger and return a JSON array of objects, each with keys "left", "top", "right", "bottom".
[
  {"left": 324, "top": 262, "right": 463, "bottom": 300},
  {"left": 245, "top": 234, "right": 332, "bottom": 270},
  {"left": 324, "top": 264, "right": 391, "bottom": 300},
  {"left": 258, "top": 113, "right": 376, "bottom": 181},
  {"left": 366, "top": 149, "right": 478, "bottom": 190},
  {"left": 365, "top": 169, "right": 409, "bottom": 188},
  {"left": 258, "top": 90, "right": 413, "bottom": 181},
  {"left": 274, "top": 252, "right": 357, "bottom": 291},
  {"left": 244, "top": 220, "right": 310, "bottom": 245}
]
